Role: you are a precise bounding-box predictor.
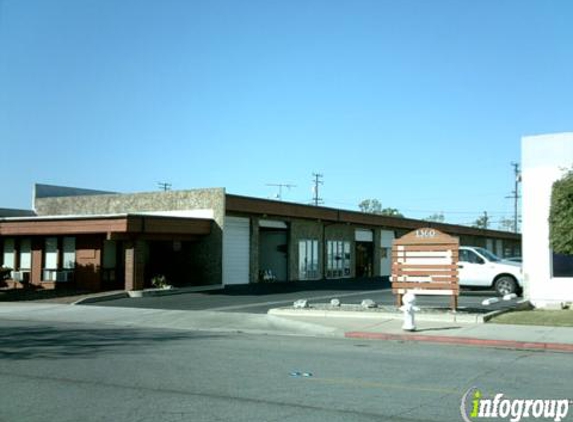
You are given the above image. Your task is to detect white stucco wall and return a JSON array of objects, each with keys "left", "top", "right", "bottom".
[{"left": 522, "top": 132, "right": 573, "bottom": 308}]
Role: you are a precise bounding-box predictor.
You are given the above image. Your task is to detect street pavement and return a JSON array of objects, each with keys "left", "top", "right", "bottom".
[
  {"left": 82, "top": 284, "right": 517, "bottom": 315},
  {"left": 1, "top": 298, "right": 573, "bottom": 352},
  {"left": 0, "top": 319, "right": 571, "bottom": 422},
  {"left": 1, "top": 280, "right": 572, "bottom": 352},
  {"left": 2, "top": 283, "right": 572, "bottom": 421}
]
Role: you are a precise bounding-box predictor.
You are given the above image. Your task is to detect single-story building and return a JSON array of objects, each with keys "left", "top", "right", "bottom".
[
  {"left": 0, "top": 183, "right": 522, "bottom": 292},
  {"left": 0, "top": 213, "right": 212, "bottom": 291}
]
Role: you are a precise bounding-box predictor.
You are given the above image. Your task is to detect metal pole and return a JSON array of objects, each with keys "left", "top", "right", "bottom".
[
  {"left": 512, "top": 162, "right": 520, "bottom": 233},
  {"left": 312, "top": 173, "right": 323, "bottom": 206}
]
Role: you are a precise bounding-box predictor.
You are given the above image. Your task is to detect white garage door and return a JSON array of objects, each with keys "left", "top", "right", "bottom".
[{"left": 223, "top": 216, "right": 250, "bottom": 285}]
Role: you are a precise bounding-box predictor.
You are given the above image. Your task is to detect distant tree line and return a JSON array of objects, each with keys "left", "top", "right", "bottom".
[
  {"left": 358, "top": 199, "right": 529, "bottom": 233},
  {"left": 358, "top": 199, "right": 403, "bottom": 217}
]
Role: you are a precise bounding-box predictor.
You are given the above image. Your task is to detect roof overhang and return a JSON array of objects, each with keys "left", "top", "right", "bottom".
[
  {"left": 225, "top": 194, "right": 521, "bottom": 241},
  {"left": 0, "top": 214, "right": 212, "bottom": 240}
]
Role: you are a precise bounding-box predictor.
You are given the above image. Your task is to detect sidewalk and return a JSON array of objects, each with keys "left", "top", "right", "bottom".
[
  {"left": 275, "top": 313, "right": 573, "bottom": 352},
  {"left": 1, "top": 301, "right": 572, "bottom": 352},
  {"left": 0, "top": 302, "right": 340, "bottom": 337}
]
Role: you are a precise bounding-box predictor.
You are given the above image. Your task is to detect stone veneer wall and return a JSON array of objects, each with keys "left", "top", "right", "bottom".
[
  {"left": 249, "top": 216, "right": 260, "bottom": 284},
  {"left": 290, "top": 220, "right": 385, "bottom": 280},
  {"left": 289, "top": 220, "right": 387, "bottom": 281},
  {"left": 372, "top": 228, "right": 382, "bottom": 277},
  {"left": 35, "top": 188, "right": 226, "bottom": 286},
  {"left": 244, "top": 214, "right": 518, "bottom": 284}
]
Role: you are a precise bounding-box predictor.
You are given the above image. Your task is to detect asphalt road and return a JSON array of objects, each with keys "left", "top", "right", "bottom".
[
  {"left": 89, "top": 285, "right": 519, "bottom": 314},
  {"left": 0, "top": 319, "right": 570, "bottom": 422}
]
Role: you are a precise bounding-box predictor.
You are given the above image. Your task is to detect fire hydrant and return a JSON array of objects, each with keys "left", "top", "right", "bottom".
[{"left": 400, "top": 292, "right": 420, "bottom": 332}]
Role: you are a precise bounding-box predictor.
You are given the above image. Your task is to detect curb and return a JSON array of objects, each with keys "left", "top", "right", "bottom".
[
  {"left": 481, "top": 299, "right": 534, "bottom": 322},
  {"left": 481, "top": 308, "right": 511, "bottom": 322},
  {"left": 73, "top": 284, "right": 224, "bottom": 305},
  {"left": 268, "top": 307, "right": 486, "bottom": 324},
  {"left": 128, "top": 284, "right": 224, "bottom": 298},
  {"left": 72, "top": 292, "right": 128, "bottom": 305},
  {"left": 345, "top": 331, "right": 573, "bottom": 353}
]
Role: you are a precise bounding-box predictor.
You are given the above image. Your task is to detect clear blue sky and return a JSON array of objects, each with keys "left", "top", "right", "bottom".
[{"left": 1, "top": 0, "right": 571, "bottom": 227}]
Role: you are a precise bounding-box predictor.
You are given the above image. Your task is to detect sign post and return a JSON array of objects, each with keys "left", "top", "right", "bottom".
[{"left": 391, "top": 228, "right": 459, "bottom": 310}]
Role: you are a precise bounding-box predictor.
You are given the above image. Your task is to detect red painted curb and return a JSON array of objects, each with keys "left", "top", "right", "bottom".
[{"left": 345, "top": 331, "right": 573, "bottom": 353}]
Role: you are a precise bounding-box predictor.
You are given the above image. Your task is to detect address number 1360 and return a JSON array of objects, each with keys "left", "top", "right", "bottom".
[{"left": 415, "top": 229, "right": 436, "bottom": 238}]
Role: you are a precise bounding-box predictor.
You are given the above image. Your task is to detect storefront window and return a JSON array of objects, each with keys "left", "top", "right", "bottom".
[
  {"left": 326, "top": 240, "right": 351, "bottom": 278},
  {"left": 553, "top": 252, "right": 573, "bottom": 278},
  {"left": 298, "top": 240, "right": 319, "bottom": 280},
  {"left": 2, "top": 239, "right": 15, "bottom": 269},
  {"left": 62, "top": 237, "right": 76, "bottom": 269},
  {"left": 19, "top": 238, "right": 32, "bottom": 270}
]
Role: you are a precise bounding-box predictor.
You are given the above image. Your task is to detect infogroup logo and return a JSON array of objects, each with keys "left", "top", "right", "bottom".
[{"left": 460, "top": 387, "right": 571, "bottom": 422}]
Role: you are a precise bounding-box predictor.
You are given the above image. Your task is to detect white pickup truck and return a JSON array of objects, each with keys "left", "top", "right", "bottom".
[{"left": 458, "top": 246, "right": 523, "bottom": 296}]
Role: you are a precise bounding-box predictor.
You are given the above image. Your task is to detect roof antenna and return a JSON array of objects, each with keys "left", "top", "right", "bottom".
[
  {"left": 157, "top": 182, "right": 172, "bottom": 192},
  {"left": 266, "top": 183, "right": 296, "bottom": 201}
]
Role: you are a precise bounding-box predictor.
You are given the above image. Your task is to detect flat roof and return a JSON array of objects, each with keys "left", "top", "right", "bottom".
[
  {"left": 226, "top": 194, "right": 521, "bottom": 241},
  {"left": 0, "top": 214, "right": 212, "bottom": 238},
  {"left": 0, "top": 212, "right": 212, "bottom": 222}
]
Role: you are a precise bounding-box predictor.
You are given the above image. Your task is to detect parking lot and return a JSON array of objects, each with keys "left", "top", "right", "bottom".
[{"left": 87, "top": 279, "right": 519, "bottom": 314}]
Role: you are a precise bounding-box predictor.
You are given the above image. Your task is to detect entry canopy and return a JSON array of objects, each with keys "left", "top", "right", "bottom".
[{"left": 0, "top": 214, "right": 212, "bottom": 241}]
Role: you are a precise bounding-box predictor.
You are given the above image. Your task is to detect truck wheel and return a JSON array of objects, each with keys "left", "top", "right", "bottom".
[{"left": 494, "top": 276, "right": 517, "bottom": 296}]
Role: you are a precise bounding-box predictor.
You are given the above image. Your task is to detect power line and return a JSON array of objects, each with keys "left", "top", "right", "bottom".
[
  {"left": 324, "top": 200, "right": 512, "bottom": 215},
  {"left": 505, "top": 162, "right": 521, "bottom": 233},
  {"left": 266, "top": 183, "right": 296, "bottom": 201},
  {"left": 157, "top": 182, "right": 172, "bottom": 191}
]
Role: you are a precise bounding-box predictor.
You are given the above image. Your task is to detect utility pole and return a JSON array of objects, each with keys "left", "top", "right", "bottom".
[
  {"left": 505, "top": 162, "right": 521, "bottom": 233},
  {"left": 473, "top": 211, "right": 489, "bottom": 229},
  {"left": 266, "top": 183, "right": 296, "bottom": 201},
  {"left": 157, "top": 182, "right": 172, "bottom": 192},
  {"left": 482, "top": 211, "right": 489, "bottom": 229},
  {"left": 311, "top": 173, "right": 323, "bottom": 206}
]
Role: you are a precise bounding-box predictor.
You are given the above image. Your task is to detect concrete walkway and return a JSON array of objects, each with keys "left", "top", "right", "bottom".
[
  {"left": 0, "top": 302, "right": 339, "bottom": 337},
  {"left": 1, "top": 302, "right": 573, "bottom": 352},
  {"left": 280, "top": 314, "right": 573, "bottom": 352}
]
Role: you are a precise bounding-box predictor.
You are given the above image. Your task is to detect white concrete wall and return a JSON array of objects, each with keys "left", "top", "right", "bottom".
[{"left": 522, "top": 133, "right": 573, "bottom": 308}]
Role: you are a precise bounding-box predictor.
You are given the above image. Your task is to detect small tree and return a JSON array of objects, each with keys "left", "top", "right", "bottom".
[
  {"left": 358, "top": 199, "right": 382, "bottom": 214},
  {"left": 358, "top": 199, "right": 403, "bottom": 217},
  {"left": 472, "top": 212, "right": 489, "bottom": 229},
  {"left": 549, "top": 168, "right": 573, "bottom": 255},
  {"left": 380, "top": 207, "right": 404, "bottom": 217},
  {"left": 424, "top": 212, "right": 445, "bottom": 223},
  {"left": 498, "top": 216, "right": 520, "bottom": 233}
]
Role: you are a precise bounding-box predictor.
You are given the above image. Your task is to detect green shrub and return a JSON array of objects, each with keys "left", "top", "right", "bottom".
[
  {"left": 0, "top": 266, "right": 12, "bottom": 280},
  {"left": 549, "top": 168, "right": 573, "bottom": 255},
  {"left": 151, "top": 274, "right": 168, "bottom": 289}
]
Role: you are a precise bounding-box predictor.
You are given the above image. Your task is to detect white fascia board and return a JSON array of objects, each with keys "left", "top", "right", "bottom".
[
  {"left": 134, "top": 210, "right": 215, "bottom": 219},
  {"left": 259, "top": 219, "right": 288, "bottom": 229}
]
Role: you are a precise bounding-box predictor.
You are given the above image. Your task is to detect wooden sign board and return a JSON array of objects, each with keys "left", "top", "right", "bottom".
[{"left": 391, "top": 228, "right": 459, "bottom": 310}]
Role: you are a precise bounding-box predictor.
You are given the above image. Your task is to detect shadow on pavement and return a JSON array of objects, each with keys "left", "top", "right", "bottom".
[
  {"left": 414, "top": 326, "right": 464, "bottom": 333},
  {"left": 210, "top": 277, "right": 391, "bottom": 296},
  {"left": 0, "top": 324, "right": 219, "bottom": 361}
]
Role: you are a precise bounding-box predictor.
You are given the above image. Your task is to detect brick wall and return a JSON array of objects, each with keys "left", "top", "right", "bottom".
[{"left": 75, "top": 234, "right": 104, "bottom": 291}]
